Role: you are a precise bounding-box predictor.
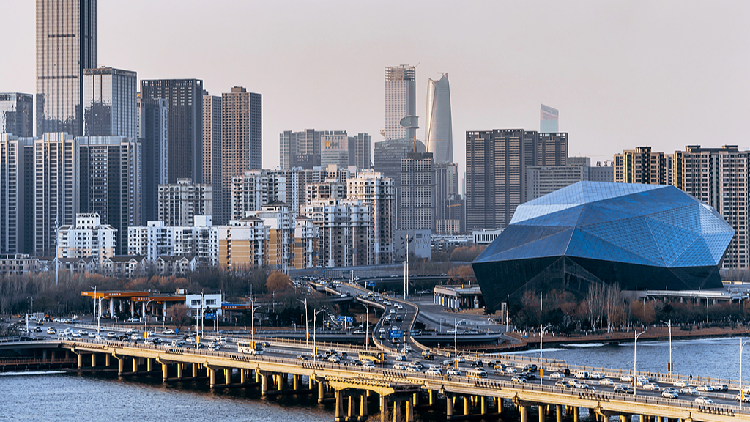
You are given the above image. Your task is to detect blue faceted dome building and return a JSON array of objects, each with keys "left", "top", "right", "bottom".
[{"left": 472, "top": 182, "right": 734, "bottom": 312}]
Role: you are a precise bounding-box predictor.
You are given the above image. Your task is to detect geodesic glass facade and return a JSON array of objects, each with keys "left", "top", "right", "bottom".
[{"left": 472, "top": 182, "right": 734, "bottom": 312}]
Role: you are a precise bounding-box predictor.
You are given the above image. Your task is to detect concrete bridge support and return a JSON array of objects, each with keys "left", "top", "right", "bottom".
[
  {"left": 77, "top": 353, "right": 83, "bottom": 370},
  {"left": 539, "top": 404, "right": 545, "bottom": 422},
  {"left": 446, "top": 395, "right": 453, "bottom": 420},
  {"left": 335, "top": 390, "right": 345, "bottom": 422},
  {"left": 192, "top": 363, "right": 198, "bottom": 378},
  {"left": 573, "top": 407, "right": 579, "bottom": 422},
  {"left": 380, "top": 395, "right": 389, "bottom": 422},
  {"left": 464, "top": 396, "right": 472, "bottom": 417},
  {"left": 318, "top": 380, "right": 325, "bottom": 403},
  {"left": 91, "top": 353, "right": 96, "bottom": 367},
  {"left": 105, "top": 353, "right": 110, "bottom": 367},
  {"left": 240, "top": 368, "right": 246, "bottom": 385},
  {"left": 162, "top": 363, "right": 168, "bottom": 382},
  {"left": 428, "top": 389, "right": 435, "bottom": 406},
  {"left": 359, "top": 393, "right": 368, "bottom": 421},
  {"left": 520, "top": 405, "right": 529, "bottom": 422},
  {"left": 392, "top": 399, "right": 402, "bottom": 422},
  {"left": 225, "top": 369, "right": 231, "bottom": 386},
  {"left": 209, "top": 368, "right": 216, "bottom": 389},
  {"left": 293, "top": 374, "right": 300, "bottom": 390},
  {"left": 132, "top": 357, "right": 138, "bottom": 373},
  {"left": 176, "top": 363, "right": 183, "bottom": 380},
  {"left": 261, "top": 372, "right": 269, "bottom": 397},
  {"left": 146, "top": 358, "right": 152, "bottom": 372},
  {"left": 117, "top": 357, "right": 124, "bottom": 376}
]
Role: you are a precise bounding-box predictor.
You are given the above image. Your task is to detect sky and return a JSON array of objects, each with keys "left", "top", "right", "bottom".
[{"left": 2, "top": 1, "right": 749, "bottom": 181}]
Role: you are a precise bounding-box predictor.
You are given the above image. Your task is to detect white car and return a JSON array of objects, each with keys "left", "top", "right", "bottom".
[
  {"left": 163, "top": 329, "right": 175, "bottom": 335},
  {"left": 694, "top": 397, "right": 714, "bottom": 405},
  {"left": 643, "top": 383, "right": 660, "bottom": 391},
  {"left": 590, "top": 372, "right": 605, "bottom": 380},
  {"left": 599, "top": 378, "right": 614, "bottom": 386},
  {"left": 549, "top": 372, "right": 565, "bottom": 379},
  {"left": 447, "top": 369, "right": 462, "bottom": 376},
  {"left": 72, "top": 332, "right": 81, "bottom": 337},
  {"left": 504, "top": 367, "right": 517, "bottom": 373},
  {"left": 696, "top": 385, "right": 713, "bottom": 392},
  {"left": 363, "top": 360, "right": 375, "bottom": 367},
  {"left": 427, "top": 368, "right": 442, "bottom": 376},
  {"left": 396, "top": 355, "right": 407, "bottom": 361},
  {"left": 673, "top": 380, "right": 688, "bottom": 387},
  {"left": 393, "top": 363, "right": 406, "bottom": 370},
  {"left": 620, "top": 375, "right": 633, "bottom": 382},
  {"left": 662, "top": 390, "right": 678, "bottom": 399},
  {"left": 87, "top": 332, "right": 96, "bottom": 338},
  {"left": 680, "top": 387, "right": 698, "bottom": 395}
]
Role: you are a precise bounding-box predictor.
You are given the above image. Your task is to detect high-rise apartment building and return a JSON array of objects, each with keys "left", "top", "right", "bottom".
[
  {"left": 202, "top": 93, "right": 222, "bottom": 221},
  {"left": 303, "top": 198, "right": 373, "bottom": 268},
  {"left": 34, "top": 133, "right": 78, "bottom": 255},
  {"left": 36, "top": 0, "right": 97, "bottom": 137},
  {"left": 540, "top": 104, "right": 559, "bottom": 133},
  {"left": 280, "top": 129, "right": 321, "bottom": 170},
  {"left": 221, "top": 86, "right": 262, "bottom": 225},
  {"left": 137, "top": 97, "right": 168, "bottom": 224},
  {"left": 82, "top": 67, "right": 137, "bottom": 138},
  {"left": 77, "top": 136, "right": 140, "bottom": 255},
  {"left": 140, "top": 79, "right": 204, "bottom": 184},
  {"left": 0, "top": 93, "right": 33, "bottom": 137},
  {"left": 614, "top": 146, "right": 672, "bottom": 185},
  {"left": 425, "top": 74, "right": 453, "bottom": 163},
  {"left": 385, "top": 65, "right": 416, "bottom": 142},
  {"left": 157, "top": 179, "right": 212, "bottom": 227},
  {"left": 230, "top": 170, "right": 287, "bottom": 221},
  {"left": 674, "top": 145, "right": 750, "bottom": 269},
  {"left": 400, "top": 152, "right": 435, "bottom": 231},
  {"left": 349, "top": 133, "right": 372, "bottom": 169},
  {"left": 347, "top": 170, "right": 395, "bottom": 264},
  {"left": 57, "top": 213, "right": 116, "bottom": 266},
  {"left": 466, "top": 129, "right": 568, "bottom": 230},
  {"left": 0, "top": 135, "right": 34, "bottom": 254},
  {"left": 374, "top": 139, "right": 426, "bottom": 229}
]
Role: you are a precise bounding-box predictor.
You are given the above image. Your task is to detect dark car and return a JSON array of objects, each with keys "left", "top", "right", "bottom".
[{"left": 471, "top": 360, "right": 484, "bottom": 368}]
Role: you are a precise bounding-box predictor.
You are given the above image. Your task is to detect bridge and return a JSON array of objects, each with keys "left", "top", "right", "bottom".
[{"left": 0, "top": 335, "right": 746, "bottom": 422}]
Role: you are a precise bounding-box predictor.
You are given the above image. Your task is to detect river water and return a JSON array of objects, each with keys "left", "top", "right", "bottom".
[{"left": 1, "top": 337, "right": 747, "bottom": 421}]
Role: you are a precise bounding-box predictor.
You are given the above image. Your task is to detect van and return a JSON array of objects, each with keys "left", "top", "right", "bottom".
[
  {"left": 575, "top": 371, "right": 590, "bottom": 379},
  {"left": 467, "top": 369, "right": 488, "bottom": 379}
]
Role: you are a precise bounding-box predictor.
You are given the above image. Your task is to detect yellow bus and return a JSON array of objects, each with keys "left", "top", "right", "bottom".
[
  {"left": 467, "top": 369, "right": 488, "bottom": 379},
  {"left": 359, "top": 351, "right": 387, "bottom": 364}
]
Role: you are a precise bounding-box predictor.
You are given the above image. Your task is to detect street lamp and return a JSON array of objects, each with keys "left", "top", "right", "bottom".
[
  {"left": 251, "top": 301, "right": 261, "bottom": 345},
  {"left": 633, "top": 330, "right": 645, "bottom": 396},
  {"left": 313, "top": 309, "right": 326, "bottom": 362},
  {"left": 454, "top": 318, "right": 465, "bottom": 356},
  {"left": 143, "top": 299, "right": 154, "bottom": 339},
  {"left": 660, "top": 319, "right": 673, "bottom": 379},
  {"left": 540, "top": 324, "right": 551, "bottom": 385},
  {"left": 90, "top": 286, "right": 102, "bottom": 337},
  {"left": 365, "top": 305, "right": 370, "bottom": 351}
]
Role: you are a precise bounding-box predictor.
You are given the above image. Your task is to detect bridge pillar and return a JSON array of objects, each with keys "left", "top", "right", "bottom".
[
  {"left": 446, "top": 395, "right": 454, "bottom": 420},
  {"left": 639, "top": 415, "right": 645, "bottom": 422},
  {"left": 193, "top": 363, "right": 198, "bottom": 378},
  {"left": 309, "top": 375, "right": 314, "bottom": 390},
  {"left": 335, "top": 389, "right": 344, "bottom": 422},
  {"left": 293, "top": 374, "right": 299, "bottom": 390},
  {"left": 225, "top": 369, "right": 231, "bottom": 385},
  {"left": 520, "top": 405, "right": 528, "bottom": 422},
  {"left": 77, "top": 353, "right": 83, "bottom": 370},
  {"left": 406, "top": 399, "right": 414, "bottom": 422},
  {"left": 209, "top": 368, "right": 216, "bottom": 388},
  {"left": 91, "top": 353, "right": 96, "bottom": 368},
  {"left": 318, "top": 380, "right": 325, "bottom": 403},
  {"left": 428, "top": 390, "right": 435, "bottom": 406},
  {"left": 117, "top": 357, "right": 124, "bottom": 376},
  {"left": 556, "top": 405, "right": 562, "bottom": 422},
  {"left": 162, "top": 363, "right": 168, "bottom": 382},
  {"left": 412, "top": 392, "right": 419, "bottom": 407},
  {"left": 146, "top": 358, "right": 153, "bottom": 372},
  {"left": 105, "top": 353, "right": 110, "bottom": 367},
  {"left": 348, "top": 395, "right": 355, "bottom": 422},
  {"left": 380, "top": 394, "right": 388, "bottom": 422},
  {"left": 261, "top": 373, "right": 269, "bottom": 396},
  {"left": 572, "top": 407, "right": 578, "bottom": 422},
  {"left": 621, "top": 415, "right": 628, "bottom": 422},
  {"left": 240, "top": 368, "right": 246, "bottom": 385},
  {"left": 538, "top": 404, "right": 545, "bottom": 422},
  {"left": 277, "top": 373, "right": 284, "bottom": 391},
  {"left": 464, "top": 396, "right": 471, "bottom": 416},
  {"left": 177, "top": 363, "right": 183, "bottom": 380},
  {"left": 360, "top": 393, "right": 368, "bottom": 420},
  {"left": 392, "top": 399, "right": 402, "bottom": 422}
]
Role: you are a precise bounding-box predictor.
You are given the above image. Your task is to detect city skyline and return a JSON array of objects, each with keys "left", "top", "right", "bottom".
[{"left": 3, "top": 1, "right": 748, "bottom": 179}]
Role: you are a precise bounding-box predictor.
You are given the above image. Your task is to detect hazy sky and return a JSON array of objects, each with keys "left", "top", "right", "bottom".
[{"left": 2, "top": 1, "right": 749, "bottom": 179}]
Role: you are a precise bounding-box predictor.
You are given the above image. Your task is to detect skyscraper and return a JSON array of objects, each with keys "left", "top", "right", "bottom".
[
  {"left": 77, "top": 136, "right": 141, "bottom": 255},
  {"left": 34, "top": 133, "right": 79, "bottom": 255},
  {"left": 221, "top": 86, "right": 262, "bottom": 225},
  {"left": 321, "top": 130, "right": 350, "bottom": 168},
  {"left": 0, "top": 134, "right": 33, "bottom": 254},
  {"left": 400, "top": 151, "right": 435, "bottom": 231},
  {"left": 203, "top": 93, "right": 222, "bottom": 220},
  {"left": 466, "top": 129, "right": 568, "bottom": 230},
  {"left": 614, "top": 146, "right": 672, "bottom": 185},
  {"left": 349, "top": 133, "right": 372, "bottom": 170},
  {"left": 0, "top": 93, "right": 33, "bottom": 137},
  {"left": 36, "top": 0, "right": 97, "bottom": 137},
  {"left": 138, "top": 97, "right": 168, "bottom": 225},
  {"left": 540, "top": 104, "right": 559, "bottom": 133},
  {"left": 385, "top": 65, "right": 416, "bottom": 142},
  {"left": 280, "top": 129, "right": 322, "bottom": 169},
  {"left": 83, "top": 67, "right": 137, "bottom": 138},
  {"left": 425, "top": 73, "right": 453, "bottom": 163},
  {"left": 140, "top": 79, "right": 204, "bottom": 184}
]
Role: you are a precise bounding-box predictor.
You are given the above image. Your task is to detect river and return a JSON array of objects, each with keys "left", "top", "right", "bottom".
[{"left": 1, "top": 337, "right": 747, "bottom": 421}]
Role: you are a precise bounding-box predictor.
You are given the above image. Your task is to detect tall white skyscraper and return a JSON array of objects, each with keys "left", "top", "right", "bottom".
[
  {"left": 425, "top": 73, "right": 453, "bottom": 164},
  {"left": 384, "top": 65, "right": 416, "bottom": 142}
]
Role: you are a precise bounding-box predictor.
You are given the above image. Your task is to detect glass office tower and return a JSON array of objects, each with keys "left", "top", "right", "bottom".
[{"left": 36, "top": 0, "right": 97, "bottom": 137}]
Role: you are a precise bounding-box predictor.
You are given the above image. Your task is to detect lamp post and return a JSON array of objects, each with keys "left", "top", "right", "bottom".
[
  {"left": 454, "top": 318, "right": 465, "bottom": 356},
  {"left": 250, "top": 298, "right": 260, "bottom": 345},
  {"left": 540, "top": 324, "right": 550, "bottom": 385},
  {"left": 304, "top": 298, "right": 309, "bottom": 347},
  {"left": 144, "top": 299, "right": 154, "bottom": 339},
  {"left": 634, "top": 330, "right": 645, "bottom": 396},
  {"left": 741, "top": 338, "right": 750, "bottom": 409},
  {"left": 365, "top": 305, "right": 370, "bottom": 351},
  {"left": 661, "top": 319, "right": 673, "bottom": 379},
  {"left": 313, "top": 309, "right": 325, "bottom": 362}
]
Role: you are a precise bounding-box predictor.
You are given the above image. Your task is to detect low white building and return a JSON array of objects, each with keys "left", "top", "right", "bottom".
[
  {"left": 185, "top": 293, "right": 223, "bottom": 318},
  {"left": 128, "top": 215, "right": 217, "bottom": 267},
  {"left": 58, "top": 213, "right": 117, "bottom": 266}
]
